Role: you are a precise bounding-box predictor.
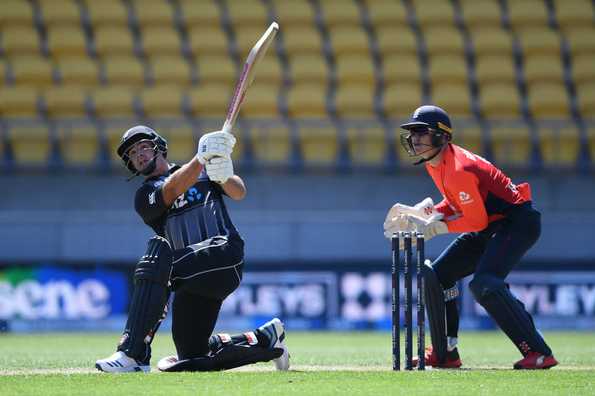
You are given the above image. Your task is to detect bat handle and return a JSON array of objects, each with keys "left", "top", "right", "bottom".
[{"left": 222, "top": 121, "right": 232, "bottom": 135}]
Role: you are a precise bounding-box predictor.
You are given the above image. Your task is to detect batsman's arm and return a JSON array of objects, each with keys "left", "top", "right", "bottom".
[
  {"left": 161, "top": 157, "right": 204, "bottom": 206},
  {"left": 220, "top": 175, "right": 247, "bottom": 201}
]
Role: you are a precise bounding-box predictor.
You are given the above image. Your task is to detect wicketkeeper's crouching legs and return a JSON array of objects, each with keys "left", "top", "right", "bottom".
[{"left": 96, "top": 236, "right": 173, "bottom": 373}]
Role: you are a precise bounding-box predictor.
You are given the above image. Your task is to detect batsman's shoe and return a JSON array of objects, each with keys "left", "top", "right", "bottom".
[
  {"left": 412, "top": 346, "right": 462, "bottom": 369},
  {"left": 513, "top": 352, "right": 558, "bottom": 370},
  {"left": 258, "top": 318, "right": 290, "bottom": 371},
  {"left": 95, "top": 351, "right": 150, "bottom": 373}
]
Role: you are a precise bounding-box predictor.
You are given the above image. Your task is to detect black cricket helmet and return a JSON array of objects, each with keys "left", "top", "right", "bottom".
[
  {"left": 117, "top": 125, "right": 168, "bottom": 173},
  {"left": 400, "top": 105, "right": 453, "bottom": 156}
]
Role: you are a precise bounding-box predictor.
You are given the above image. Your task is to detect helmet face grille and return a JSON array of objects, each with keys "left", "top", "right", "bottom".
[{"left": 117, "top": 127, "right": 168, "bottom": 174}]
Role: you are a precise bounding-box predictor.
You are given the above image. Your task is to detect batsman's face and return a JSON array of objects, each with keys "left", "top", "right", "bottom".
[{"left": 127, "top": 141, "right": 156, "bottom": 171}]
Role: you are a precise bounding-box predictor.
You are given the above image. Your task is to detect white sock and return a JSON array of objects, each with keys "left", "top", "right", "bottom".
[{"left": 447, "top": 337, "right": 458, "bottom": 352}]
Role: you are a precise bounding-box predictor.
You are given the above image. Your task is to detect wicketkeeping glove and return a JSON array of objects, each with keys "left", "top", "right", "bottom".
[
  {"left": 196, "top": 131, "right": 236, "bottom": 164},
  {"left": 406, "top": 214, "right": 448, "bottom": 241},
  {"left": 206, "top": 155, "right": 234, "bottom": 184}
]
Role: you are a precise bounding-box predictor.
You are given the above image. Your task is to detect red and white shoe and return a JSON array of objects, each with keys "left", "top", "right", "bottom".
[
  {"left": 513, "top": 352, "right": 558, "bottom": 370},
  {"left": 412, "top": 346, "right": 462, "bottom": 368}
]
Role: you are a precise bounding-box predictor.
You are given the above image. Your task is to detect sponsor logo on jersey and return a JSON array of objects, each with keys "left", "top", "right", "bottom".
[
  {"left": 148, "top": 191, "right": 156, "bottom": 205},
  {"left": 459, "top": 191, "right": 474, "bottom": 204}
]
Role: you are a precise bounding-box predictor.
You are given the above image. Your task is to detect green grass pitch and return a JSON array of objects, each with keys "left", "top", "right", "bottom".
[{"left": 0, "top": 331, "right": 593, "bottom": 395}]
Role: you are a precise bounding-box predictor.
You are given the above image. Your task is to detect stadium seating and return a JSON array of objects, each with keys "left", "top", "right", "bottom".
[
  {"left": 225, "top": 0, "right": 269, "bottom": 28},
  {"left": 475, "top": 55, "right": 517, "bottom": 85},
  {"left": 11, "top": 56, "right": 54, "bottom": 87},
  {"left": 298, "top": 122, "right": 339, "bottom": 166},
  {"left": 102, "top": 56, "right": 146, "bottom": 87},
  {"left": 553, "top": 0, "right": 595, "bottom": 31},
  {"left": 1, "top": 26, "right": 40, "bottom": 56},
  {"left": 140, "top": 86, "right": 184, "bottom": 117},
  {"left": 239, "top": 83, "right": 280, "bottom": 118},
  {"left": 178, "top": 0, "right": 221, "bottom": 28},
  {"left": 8, "top": 124, "right": 51, "bottom": 166},
  {"left": 84, "top": 0, "right": 129, "bottom": 27},
  {"left": 383, "top": 83, "right": 424, "bottom": 118},
  {"left": 411, "top": 0, "right": 456, "bottom": 27},
  {"left": 431, "top": 83, "right": 472, "bottom": 117},
  {"left": 0, "top": 86, "right": 39, "bottom": 118},
  {"left": 327, "top": 25, "right": 371, "bottom": 55},
  {"left": 287, "top": 55, "right": 329, "bottom": 85},
  {"left": 140, "top": 26, "right": 183, "bottom": 57},
  {"left": 459, "top": 0, "right": 503, "bottom": 30},
  {"left": 345, "top": 121, "right": 386, "bottom": 166},
  {"left": 318, "top": 0, "right": 362, "bottom": 28},
  {"left": 334, "top": 84, "right": 376, "bottom": 118},
  {"left": 43, "top": 86, "right": 88, "bottom": 118},
  {"left": 470, "top": 28, "right": 514, "bottom": 56},
  {"left": 572, "top": 54, "right": 595, "bottom": 85},
  {"left": 56, "top": 124, "right": 99, "bottom": 166},
  {"left": 91, "top": 86, "right": 137, "bottom": 118},
  {"left": 158, "top": 125, "right": 196, "bottom": 164},
  {"left": 335, "top": 54, "right": 375, "bottom": 86},
  {"left": 565, "top": 27, "right": 595, "bottom": 57},
  {"left": 479, "top": 83, "right": 522, "bottom": 118},
  {"left": 577, "top": 82, "right": 595, "bottom": 117},
  {"left": 187, "top": 26, "right": 230, "bottom": 57},
  {"left": 527, "top": 82, "right": 570, "bottom": 118},
  {"left": 538, "top": 122, "right": 581, "bottom": 167},
  {"left": 272, "top": 0, "right": 315, "bottom": 27},
  {"left": 490, "top": 123, "right": 533, "bottom": 168},
  {"left": 523, "top": 55, "right": 565, "bottom": 86},
  {"left": 38, "top": 0, "right": 82, "bottom": 27},
  {"left": 282, "top": 25, "right": 324, "bottom": 56},
  {"left": 507, "top": 0, "right": 550, "bottom": 31},
  {"left": 46, "top": 25, "right": 88, "bottom": 59},
  {"left": 196, "top": 54, "right": 236, "bottom": 85},
  {"left": 0, "top": 0, "right": 34, "bottom": 28},
  {"left": 249, "top": 122, "right": 293, "bottom": 165},
  {"left": 428, "top": 54, "right": 468, "bottom": 85},
  {"left": 382, "top": 54, "right": 421, "bottom": 86},
  {"left": 286, "top": 83, "right": 328, "bottom": 118},
  {"left": 187, "top": 84, "right": 230, "bottom": 118},
  {"left": 150, "top": 57, "right": 193, "bottom": 86},
  {"left": 94, "top": 26, "right": 136, "bottom": 57},
  {"left": 364, "top": 0, "right": 408, "bottom": 28},
  {"left": 455, "top": 122, "right": 484, "bottom": 156},
  {"left": 131, "top": 0, "right": 175, "bottom": 27},
  {"left": 374, "top": 26, "right": 418, "bottom": 57},
  {"left": 422, "top": 27, "right": 466, "bottom": 56}
]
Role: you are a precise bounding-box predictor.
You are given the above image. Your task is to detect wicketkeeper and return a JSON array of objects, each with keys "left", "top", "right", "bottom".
[
  {"left": 96, "top": 126, "right": 289, "bottom": 373},
  {"left": 384, "top": 105, "right": 558, "bottom": 370}
]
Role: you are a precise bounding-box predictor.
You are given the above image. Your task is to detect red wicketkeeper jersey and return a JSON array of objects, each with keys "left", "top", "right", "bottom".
[{"left": 426, "top": 143, "right": 531, "bottom": 233}]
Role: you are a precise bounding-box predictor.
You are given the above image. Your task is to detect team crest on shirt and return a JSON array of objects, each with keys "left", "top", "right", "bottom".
[{"left": 459, "top": 191, "right": 474, "bottom": 204}]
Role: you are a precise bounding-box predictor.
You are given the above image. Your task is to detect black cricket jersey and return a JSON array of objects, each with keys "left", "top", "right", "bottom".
[{"left": 134, "top": 165, "right": 240, "bottom": 250}]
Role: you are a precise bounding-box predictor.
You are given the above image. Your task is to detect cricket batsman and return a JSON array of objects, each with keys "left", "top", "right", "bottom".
[
  {"left": 96, "top": 126, "right": 289, "bottom": 372},
  {"left": 383, "top": 105, "right": 558, "bottom": 369}
]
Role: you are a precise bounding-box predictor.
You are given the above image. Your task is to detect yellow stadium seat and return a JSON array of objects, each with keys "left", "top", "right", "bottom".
[
  {"left": 0, "top": 86, "right": 39, "bottom": 118},
  {"left": 335, "top": 84, "right": 375, "bottom": 118},
  {"left": 103, "top": 56, "right": 146, "bottom": 86},
  {"left": 287, "top": 83, "right": 327, "bottom": 118},
  {"left": 335, "top": 54, "right": 375, "bottom": 86},
  {"left": 456, "top": 123, "right": 484, "bottom": 156},
  {"left": 538, "top": 122, "right": 581, "bottom": 167},
  {"left": 141, "top": 26, "right": 182, "bottom": 56},
  {"left": 38, "top": 0, "right": 81, "bottom": 27},
  {"left": 318, "top": 0, "right": 361, "bottom": 27},
  {"left": 0, "top": 0, "right": 34, "bottom": 28},
  {"left": 131, "top": 0, "right": 175, "bottom": 27},
  {"left": 92, "top": 86, "right": 137, "bottom": 118},
  {"left": 554, "top": 0, "right": 595, "bottom": 31},
  {"left": 288, "top": 55, "right": 329, "bottom": 85},
  {"left": 431, "top": 83, "right": 472, "bottom": 117},
  {"left": 150, "top": 57, "right": 192, "bottom": 86},
  {"left": 572, "top": 54, "right": 595, "bottom": 85},
  {"left": 328, "top": 26, "right": 371, "bottom": 55},
  {"left": 240, "top": 84, "right": 279, "bottom": 118},
  {"left": 246, "top": 56, "right": 283, "bottom": 87},
  {"left": 282, "top": 25, "right": 324, "bottom": 55},
  {"left": 94, "top": 26, "right": 135, "bottom": 56},
  {"left": 178, "top": 0, "right": 221, "bottom": 27},
  {"left": 8, "top": 124, "right": 51, "bottom": 166},
  {"left": 298, "top": 122, "right": 338, "bottom": 165},
  {"left": 576, "top": 82, "right": 595, "bottom": 116},
  {"left": 523, "top": 55, "right": 564, "bottom": 86},
  {"left": 11, "top": 56, "right": 54, "bottom": 86},
  {"left": 187, "top": 26, "right": 230, "bottom": 56},
  {"left": 507, "top": 0, "right": 549, "bottom": 31},
  {"left": 428, "top": 55, "right": 468, "bottom": 85},
  {"left": 140, "top": 86, "right": 184, "bottom": 117},
  {"left": 517, "top": 28, "right": 561, "bottom": 57},
  {"left": 528, "top": 82, "right": 570, "bottom": 118},
  {"left": 272, "top": 0, "right": 315, "bottom": 27},
  {"left": 225, "top": 0, "right": 268, "bottom": 27},
  {"left": 411, "top": 0, "right": 456, "bottom": 27},
  {"left": 479, "top": 83, "right": 521, "bottom": 118},
  {"left": 249, "top": 122, "right": 292, "bottom": 165},
  {"left": 105, "top": 124, "right": 130, "bottom": 165},
  {"left": 364, "top": 0, "right": 407, "bottom": 28},
  {"left": 346, "top": 122, "right": 386, "bottom": 166},
  {"left": 56, "top": 58, "right": 100, "bottom": 86},
  {"left": 383, "top": 83, "right": 423, "bottom": 118},
  {"left": 46, "top": 26, "right": 88, "bottom": 58},
  {"left": 475, "top": 55, "right": 516, "bottom": 85},
  {"left": 382, "top": 54, "right": 421, "bottom": 85},
  {"left": 233, "top": 25, "right": 279, "bottom": 59},
  {"left": 565, "top": 27, "right": 595, "bottom": 57},
  {"left": 0, "top": 60, "right": 6, "bottom": 86},
  {"left": 423, "top": 27, "right": 466, "bottom": 55},
  {"left": 460, "top": 0, "right": 502, "bottom": 30},
  {"left": 84, "top": 0, "right": 129, "bottom": 27},
  {"left": 471, "top": 28, "right": 514, "bottom": 56},
  {"left": 187, "top": 83, "right": 230, "bottom": 118},
  {"left": 56, "top": 124, "right": 99, "bottom": 166},
  {"left": 43, "top": 86, "right": 88, "bottom": 118},
  {"left": 375, "top": 26, "right": 418, "bottom": 57},
  {"left": 196, "top": 54, "right": 236, "bottom": 86},
  {"left": 1, "top": 26, "right": 40, "bottom": 55},
  {"left": 158, "top": 125, "right": 196, "bottom": 164},
  {"left": 490, "top": 123, "right": 532, "bottom": 167}
]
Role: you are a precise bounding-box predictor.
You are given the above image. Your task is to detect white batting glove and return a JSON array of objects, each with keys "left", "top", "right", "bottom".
[
  {"left": 206, "top": 155, "right": 234, "bottom": 184},
  {"left": 406, "top": 214, "right": 448, "bottom": 241},
  {"left": 196, "top": 131, "right": 236, "bottom": 164}
]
